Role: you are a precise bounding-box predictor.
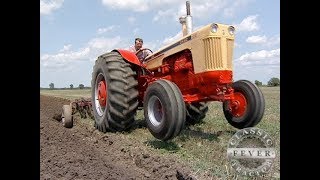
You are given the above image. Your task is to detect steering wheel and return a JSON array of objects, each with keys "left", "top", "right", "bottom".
[
  {"left": 135, "top": 48, "right": 153, "bottom": 55},
  {"left": 135, "top": 48, "right": 153, "bottom": 62}
]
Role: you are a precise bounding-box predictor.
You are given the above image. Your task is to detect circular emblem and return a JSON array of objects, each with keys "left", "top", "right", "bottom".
[{"left": 227, "top": 127, "right": 276, "bottom": 177}]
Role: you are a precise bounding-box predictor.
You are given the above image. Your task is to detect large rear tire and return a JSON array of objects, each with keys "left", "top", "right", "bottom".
[
  {"left": 144, "top": 80, "right": 186, "bottom": 141},
  {"left": 223, "top": 80, "right": 265, "bottom": 129},
  {"left": 91, "top": 52, "right": 139, "bottom": 132},
  {"left": 186, "top": 102, "right": 209, "bottom": 125}
]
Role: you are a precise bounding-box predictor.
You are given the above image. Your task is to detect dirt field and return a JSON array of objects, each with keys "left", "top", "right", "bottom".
[{"left": 40, "top": 94, "right": 195, "bottom": 180}]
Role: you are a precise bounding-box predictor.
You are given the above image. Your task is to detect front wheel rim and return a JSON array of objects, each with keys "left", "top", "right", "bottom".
[
  {"left": 229, "top": 92, "right": 247, "bottom": 117},
  {"left": 148, "top": 96, "right": 164, "bottom": 127}
]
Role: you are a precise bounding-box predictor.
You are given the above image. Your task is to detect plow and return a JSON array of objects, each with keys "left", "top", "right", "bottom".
[
  {"left": 61, "top": 98, "right": 93, "bottom": 128},
  {"left": 61, "top": 1, "right": 265, "bottom": 141}
]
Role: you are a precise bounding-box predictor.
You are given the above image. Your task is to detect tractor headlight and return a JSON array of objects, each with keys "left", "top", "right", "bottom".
[
  {"left": 228, "top": 26, "right": 235, "bottom": 35},
  {"left": 211, "top": 23, "right": 218, "bottom": 33}
]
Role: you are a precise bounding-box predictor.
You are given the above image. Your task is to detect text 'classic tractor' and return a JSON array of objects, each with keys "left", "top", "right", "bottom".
[{"left": 62, "top": 1, "right": 265, "bottom": 141}]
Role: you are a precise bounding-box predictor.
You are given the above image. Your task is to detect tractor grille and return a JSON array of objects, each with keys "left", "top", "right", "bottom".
[
  {"left": 204, "top": 37, "right": 222, "bottom": 69},
  {"left": 227, "top": 39, "right": 234, "bottom": 69},
  {"left": 203, "top": 37, "right": 234, "bottom": 70}
]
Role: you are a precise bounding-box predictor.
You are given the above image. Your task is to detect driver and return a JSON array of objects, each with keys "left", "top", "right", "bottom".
[{"left": 128, "top": 38, "right": 152, "bottom": 63}]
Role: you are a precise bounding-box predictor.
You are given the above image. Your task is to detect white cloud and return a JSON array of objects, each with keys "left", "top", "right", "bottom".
[
  {"left": 128, "top": 17, "right": 136, "bottom": 24},
  {"left": 102, "top": 0, "right": 253, "bottom": 23},
  {"left": 266, "top": 35, "right": 280, "bottom": 46},
  {"left": 236, "top": 48, "right": 280, "bottom": 62},
  {"left": 59, "top": 44, "right": 72, "bottom": 52},
  {"left": 233, "top": 64, "right": 280, "bottom": 85},
  {"left": 234, "top": 48, "right": 280, "bottom": 84},
  {"left": 246, "top": 35, "right": 280, "bottom": 46},
  {"left": 40, "top": 0, "right": 64, "bottom": 15},
  {"left": 143, "top": 40, "right": 160, "bottom": 52},
  {"left": 97, "top": 25, "right": 119, "bottom": 34},
  {"left": 160, "top": 25, "right": 203, "bottom": 47},
  {"left": 246, "top": 35, "right": 267, "bottom": 44},
  {"left": 40, "top": 36, "right": 126, "bottom": 70},
  {"left": 153, "top": 9, "right": 179, "bottom": 23},
  {"left": 40, "top": 36, "right": 124, "bottom": 87},
  {"left": 235, "top": 15, "right": 259, "bottom": 32},
  {"left": 184, "top": 0, "right": 227, "bottom": 19},
  {"left": 41, "top": 47, "right": 90, "bottom": 64},
  {"left": 223, "top": 0, "right": 253, "bottom": 17},
  {"left": 152, "top": 0, "right": 228, "bottom": 23},
  {"left": 162, "top": 32, "right": 183, "bottom": 45},
  {"left": 161, "top": 25, "right": 203, "bottom": 45},
  {"left": 88, "top": 36, "right": 122, "bottom": 50},
  {"left": 102, "top": 0, "right": 150, "bottom": 12},
  {"left": 102, "top": 0, "right": 181, "bottom": 12}
]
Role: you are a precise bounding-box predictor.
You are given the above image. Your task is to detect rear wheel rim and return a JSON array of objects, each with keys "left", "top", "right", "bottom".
[{"left": 94, "top": 73, "right": 107, "bottom": 116}]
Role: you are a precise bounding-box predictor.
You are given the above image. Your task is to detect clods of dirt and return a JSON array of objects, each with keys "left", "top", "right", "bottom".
[{"left": 40, "top": 94, "right": 195, "bottom": 180}]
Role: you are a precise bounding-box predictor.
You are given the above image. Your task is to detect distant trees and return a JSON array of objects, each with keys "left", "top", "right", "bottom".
[
  {"left": 268, "top": 77, "right": 280, "bottom": 86},
  {"left": 49, "top": 83, "right": 54, "bottom": 89},
  {"left": 254, "top": 80, "right": 263, "bottom": 86},
  {"left": 45, "top": 83, "right": 89, "bottom": 89},
  {"left": 79, "top": 84, "right": 85, "bottom": 89}
]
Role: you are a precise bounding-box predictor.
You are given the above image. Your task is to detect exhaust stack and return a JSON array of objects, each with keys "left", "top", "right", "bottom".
[{"left": 179, "top": 1, "right": 193, "bottom": 36}]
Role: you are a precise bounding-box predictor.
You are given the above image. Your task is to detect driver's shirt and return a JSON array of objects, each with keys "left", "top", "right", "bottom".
[{"left": 128, "top": 46, "right": 152, "bottom": 63}]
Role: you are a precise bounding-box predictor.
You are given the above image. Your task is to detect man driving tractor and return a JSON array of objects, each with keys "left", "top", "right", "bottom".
[{"left": 128, "top": 37, "right": 152, "bottom": 63}]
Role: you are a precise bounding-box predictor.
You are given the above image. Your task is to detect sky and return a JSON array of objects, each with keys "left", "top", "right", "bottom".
[{"left": 40, "top": 0, "right": 280, "bottom": 88}]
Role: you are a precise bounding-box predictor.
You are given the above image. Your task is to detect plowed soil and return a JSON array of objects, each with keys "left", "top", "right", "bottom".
[{"left": 40, "top": 95, "right": 195, "bottom": 180}]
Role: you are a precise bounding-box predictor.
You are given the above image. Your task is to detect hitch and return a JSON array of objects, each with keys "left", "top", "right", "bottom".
[{"left": 70, "top": 98, "right": 93, "bottom": 119}]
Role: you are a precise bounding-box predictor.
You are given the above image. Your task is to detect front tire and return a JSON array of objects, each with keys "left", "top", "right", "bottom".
[
  {"left": 223, "top": 80, "right": 265, "bottom": 129},
  {"left": 144, "top": 80, "right": 186, "bottom": 141},
  {"left": 91, "top": 52, "right": 139, "bottom": 132}
]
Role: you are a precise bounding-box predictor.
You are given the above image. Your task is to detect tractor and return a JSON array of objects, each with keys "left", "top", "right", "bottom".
[{"left": 62, "top": 1, "right": 265, "bottom": 141}]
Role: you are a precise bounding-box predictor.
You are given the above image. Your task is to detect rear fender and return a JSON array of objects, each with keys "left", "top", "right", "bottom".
[{"left": 112, "top": 49, "right": 143, "bottom": 67}]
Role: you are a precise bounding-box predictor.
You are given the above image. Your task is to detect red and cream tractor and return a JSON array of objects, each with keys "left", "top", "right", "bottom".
[{"left": 62, "top": 1, "right": 265, "bottom": 141}]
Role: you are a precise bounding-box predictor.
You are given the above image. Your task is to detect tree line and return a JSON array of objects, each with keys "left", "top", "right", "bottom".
[
  {"left": 45, "top": 83, "right": 90, "bottom": 90},
  {"left": 44, "top": 77, "right": 279, "bottom": 90},
  {"left": 255, "top": 77, "right": 280, "bottom": 87}
]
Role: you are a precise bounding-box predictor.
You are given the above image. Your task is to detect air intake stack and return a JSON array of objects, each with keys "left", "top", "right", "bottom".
[{"left": 179, "top": 1, "right": 193, "bottom": 37}]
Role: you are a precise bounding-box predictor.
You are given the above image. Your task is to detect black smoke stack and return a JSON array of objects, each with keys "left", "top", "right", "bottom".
[
  {"left": 186, "top": 1, "right": 191, "bottom": 15},
  {"left": 179, "top": 1, "right": 193, "bottom": 36}
]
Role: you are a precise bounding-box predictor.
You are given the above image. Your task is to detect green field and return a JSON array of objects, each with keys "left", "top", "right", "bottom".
[
  {"left": 40, "top": 89, "right": 91, "bottom": 100},
  {"left": 40, "top": 86, "right": 280, "bottom": 179}
]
